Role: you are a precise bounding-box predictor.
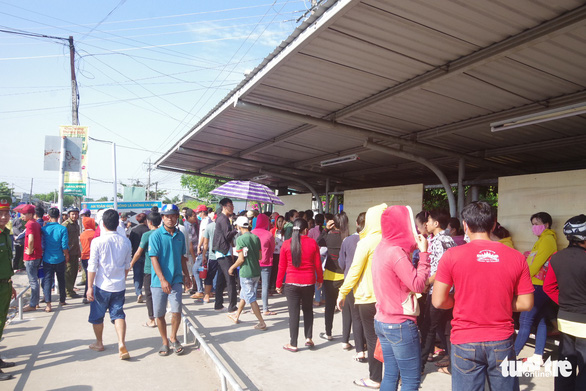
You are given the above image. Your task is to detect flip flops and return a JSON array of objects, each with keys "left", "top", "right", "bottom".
[
  {"left": 158, "top": 344, "right": 171, "bottom": 356},
  {"left": 119, "top": 347, "right": 130, "bottom": 360},
  {"left": 283, "top": 344, "right": 298, "bottom": 353},
  {"left": 353, "top": 378, "right": 380, "bottom": 389},
  {"left": 170, "top": 340, "right": 184, "bottom": 355}
]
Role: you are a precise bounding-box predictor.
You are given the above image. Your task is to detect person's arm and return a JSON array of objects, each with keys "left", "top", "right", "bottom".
[
  {"left": 513, "top": 293, "right": 534, "bottom": 312},
  {"left": 181, "top": 254, "right": 192, "bottom": 289},
  {"left": 151, "top": 255, "right": 170, "bottom": 294},
  {"left": 276, "top": 242, "right": 289, "bottom": 291},
  {"left": 432, "top": 280, "right": 454, "bottom": 309},
  {"left": 229, "top": 251, "right": 245, "bottom": 275},
  {"left": 528, "top": 236, "right": 556, "bottom": 277},
  {"left": 202, "top": 237, "right": 209, "bottom": 265},
  {"left": 86, "top": 240, "right": 99, "bottom": 301},
  {"left": 338, "top": 241, "right": 367, "bottom": 299},
  {"left": 129, "top": 247, "right": 144, "bottom": 269},
  {"left": 25, "top": 232, "right": 34, "bottom": 255},
  {"left": 543, "top": 266, "right": 559, "bottom": 304},
  {"left": 62, "top": 228, "right": 70, "bottom": 262}
]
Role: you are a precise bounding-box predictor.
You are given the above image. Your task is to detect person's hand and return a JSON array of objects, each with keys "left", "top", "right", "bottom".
[
  {"left": 276, "top": 287, "right": 282, "bottom": 294},
  {"left": 415, "top": 234, "right": 428, "bottom": 253},
  {"left": 25, "top": 247, "right": 33, "bottom": 255},
  {"left": 336, "top": 296, "right": 345, "bottom": 311},
  {"left": 317, "top": 282, "right": 322, "bottom": 290},
  {"left": 183, "top": 275, "right": 192, "bottom": 290},
  {"left": 228, "top": 266, "right": 235, "bottom": 276},
  {"left": 11, "top": 287, "right": 16, "bottom": 300},
  {"left": 87, "top": 287, "right": 94, "bottom": 302},
  {"left": 197, "top": 248, "right": 202, "bottom": 255},
  {"left": 326, "top": 220, "right": 335, "bottom": 230},
  {"left": 161, "top": 279, "right": 171, "bottom": 294}
]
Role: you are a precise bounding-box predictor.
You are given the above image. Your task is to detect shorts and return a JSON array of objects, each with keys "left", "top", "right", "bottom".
[
  {"left": 240, "top": 276, "right": 260, "bottom": 304},
  {"left": 88, "top": 286, "right": 126, "bottom": 325},
  {"left": 151, "top": 283, "right": 183, "bottom": 318}
]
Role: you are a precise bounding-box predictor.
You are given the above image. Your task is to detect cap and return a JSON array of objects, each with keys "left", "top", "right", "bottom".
[
  {"left": 20, "top": 204, "right": 35, "bottom": 215},
  {"left": 235, "top": 216, "right": 250, "bottom": 228},
  {"left": 0, "top": 195, "right": 10, "bottom": 211},
  {"left": 246, "top": 210, "right": 255, "bottom": 219},
  {"left": 160, "top": 204, "right": 179, "bottom": 215},
  {"left": 195, "top": 205, "right": 207, "bottom": 213}
]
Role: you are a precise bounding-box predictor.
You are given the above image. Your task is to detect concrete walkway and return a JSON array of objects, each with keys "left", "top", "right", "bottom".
[{"left": 4, "top": 270, "right": 555, "bottom": 390}]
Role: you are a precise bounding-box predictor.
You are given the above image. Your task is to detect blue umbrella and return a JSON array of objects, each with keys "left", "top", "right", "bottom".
[{"left": 209, "top": 181, "right": 284, "bottom": 205}]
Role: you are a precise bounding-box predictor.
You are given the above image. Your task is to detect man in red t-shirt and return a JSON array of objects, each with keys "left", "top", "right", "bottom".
[
  {"left": 21, "top": 204, "right": 43, "bottom": 312},
  {"left": 432, "top": 201, "right": 534, "bottom": 391}
]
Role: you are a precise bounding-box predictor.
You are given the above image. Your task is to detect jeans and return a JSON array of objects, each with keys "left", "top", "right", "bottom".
[
  {"left": 515, "top": 284, "right": 549, "bottom": 356},
  {"left": 357, "top": 302, "right": 383, "bottom": 383},
  {"left": 192, "top": 255, "right": 203, "bottom": 293},
  {"left": 452, "top": 336, "right": 519, "bottom": 391},
  {"left": 375, "top": 319, "right": 421, "bottom": 391},
  {"left": 42, "top": 261, "right": 66, "bottom": 304},
  {"left": 25, "top": 259, "right": 41, "bottom": 307},
  {"left": 133, "top": 257, "right": 145, "bottom": 296},
  {"left": 556, "top": 332, "right": 586, "bottom": 390},
  {"left": 284, "top": 284, "right": 314, "bottom": 347},
  {"left": 260, "top": 266, "right": 271, "bottom": 312}
]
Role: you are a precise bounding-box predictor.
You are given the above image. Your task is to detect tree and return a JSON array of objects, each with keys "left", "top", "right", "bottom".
[
  {"left": 422, "top": 185, "right": 498, "bottom": 212},
  {"left": 97, "top": 196, "right": 108, "bottom": 202},
  {"left": 34, "top": 191, "right": 75, "bottom": 208},
  {"left": 163, "top": 195, "right": 181, "bottom": 204},
  {"left": 180, "top": 175, "right": 221, "bottom": 202}
]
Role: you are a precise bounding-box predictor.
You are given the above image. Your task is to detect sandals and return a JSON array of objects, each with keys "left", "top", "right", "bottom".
[
  {"left": 119, "top": 347, "right": 130, "bottom": 360},
  {"left": 353, "top": 378, "right": 380, "bottom": 389},
  {"left": 342, "top": 343, "right": 354, "bottom": 351},
  {"left": 158, "top": 344, "right": 171, "bottom": 356},
  {"left": 353, "top": 354, "right": 367, "bottom": 363},
  {"left": 170, "top": 340, "right": 184, "bottom": 355},
  {"left": 283, "top": 344, "right": 298, "bottom": 353},
  {"left": 319, "top": 332, "right": 333, "bottom": 341},
  {"left": 305, "top": 340, "right": 315, "bottom": 348}
]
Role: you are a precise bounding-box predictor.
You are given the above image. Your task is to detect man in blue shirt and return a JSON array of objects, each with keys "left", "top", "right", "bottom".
[
  {"left": 149, "top": 204, "right": 192, "bottom": 356},
  {"left": 41, "top": 208, "right": 70, "bottom": 312}
]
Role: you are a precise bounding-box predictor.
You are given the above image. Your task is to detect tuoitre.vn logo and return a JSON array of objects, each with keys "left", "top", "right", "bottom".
[{"left": 500, "top": 357, "right": 572, "bottom": 378}]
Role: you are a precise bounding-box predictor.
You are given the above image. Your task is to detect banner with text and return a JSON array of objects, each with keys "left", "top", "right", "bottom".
[{"left": 60, "top": 125, "right": 89, "bottom": 196}]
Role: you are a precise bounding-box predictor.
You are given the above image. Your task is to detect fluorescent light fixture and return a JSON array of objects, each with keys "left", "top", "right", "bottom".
[
  {"left": 320, "top": 154, "right": 358, "bottom": 167},
  {"left": 491, "top": 102, "right": 586, "bottom": 132},
  {"left": 252, "top": 175, "right": 269, "bottom": 181}
]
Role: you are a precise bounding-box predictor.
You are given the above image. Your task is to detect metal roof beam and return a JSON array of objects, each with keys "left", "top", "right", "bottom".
[{"left": 330, "top": 4, "right": 586, "bottom": 121}]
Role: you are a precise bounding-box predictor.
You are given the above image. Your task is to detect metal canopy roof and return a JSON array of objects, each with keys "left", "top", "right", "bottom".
[{"left": 156, "top": 0, "right": 586, "bottom": 194}]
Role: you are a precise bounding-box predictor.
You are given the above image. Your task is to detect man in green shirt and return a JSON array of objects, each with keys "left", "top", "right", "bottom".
[
  {"left": 0, "top": 195, "right": 16, "bottom": 381},
  {"left": 228, "top": 216, "right": 266, "bottom": 330},
  {"left": 62, "top": 207, "right": 81, "bottom": 298}
]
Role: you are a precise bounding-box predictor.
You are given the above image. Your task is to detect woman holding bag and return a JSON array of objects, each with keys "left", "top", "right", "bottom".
[{"left": 372, "top": 205, "right": 430, "bottom": 391}]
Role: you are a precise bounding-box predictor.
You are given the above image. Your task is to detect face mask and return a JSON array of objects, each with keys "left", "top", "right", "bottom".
[
  {"left": 532, "top": 224, "right": 546, "bottom": 237},
  {"left": 197, "top": 215, "right": 202, "bottom": 221},
  {"left": 463, "top": 233, "right": 470, "bottom": 243}
]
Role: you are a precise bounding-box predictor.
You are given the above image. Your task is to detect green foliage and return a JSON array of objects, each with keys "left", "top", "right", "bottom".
[
  {"left": 0, "top": 182, "right": 13, "bottom": 196},
  {"left": 422, "top": 185, "right": 498, "bottom": 212},
  {"left": 182, "top": 200, "right": 211, "bottom": 211},
  {"left": 162, "top": 195, "right": 181, "bottom": 204},
  {"left": 97, "top": 196, "right": 108, "bottom": 202},
  {"left": 180, "top": 175, "right": 221, "bottom": 202},
  {"left": 34, "top": 191, "right": 75, "bottom": 208}
]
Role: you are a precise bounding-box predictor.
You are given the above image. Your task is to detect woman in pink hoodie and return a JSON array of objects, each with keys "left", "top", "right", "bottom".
[
  {"left": 251, "top": 213, "right": 276, "bottom": 315},
  {"left": 372, "top": 206, "right": 430, "bottom": 391}
]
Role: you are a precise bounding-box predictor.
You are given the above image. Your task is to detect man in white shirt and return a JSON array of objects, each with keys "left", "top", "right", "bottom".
[{"left": 87, "top": 209, "right": 132, "bottom": 360}]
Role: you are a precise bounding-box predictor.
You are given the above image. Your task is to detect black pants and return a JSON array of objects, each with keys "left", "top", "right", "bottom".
[
  {"left": 357, "top": 302, "right": 382, "bottom": 383},
  {"left": 342, "top": 290, "right": 365, "bottom": 352},
  {"left": 143, "top": 273, "right": 154, "bottom": 320},
  {"left": 269, "top": 253, "right": 280, "bottom": 290},
  {"left": 324, "top": 279, "right": 343, "bottom": 336},
  {"left": 556, "top": 332, "right": 586, "bottom": 390},
  {"left": 13, "top": 244, "right": 24, "bottom": 270},
  {"left": 420, "top": 294, "right": 452, "bottom": 368},
  {"left": 217, "top": 256, "right": 237, "bottom": 311},
  {"left": 284, "top": 284, "right": 314, "bottom": 347}
]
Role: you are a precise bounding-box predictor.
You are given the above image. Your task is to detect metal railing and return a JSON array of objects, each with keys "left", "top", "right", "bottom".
[
  {"left": 181, "top": 307, "right": 243, "bottom": 391},
  {"left": 9, "top": 284, "right": 31, "bottom": 321}
]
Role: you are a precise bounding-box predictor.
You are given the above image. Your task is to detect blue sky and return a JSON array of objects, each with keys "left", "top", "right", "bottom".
[{"left": 0, "top": 0, "right": 310, "bottom": 200}]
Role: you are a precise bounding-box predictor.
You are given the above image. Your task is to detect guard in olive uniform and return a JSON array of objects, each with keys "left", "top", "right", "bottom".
[
  {"left": 62, "top": 207, "right": 81, "bottom": 298},
  {"left": 0, "top": 195, "right": 16, "bottom": 381}
]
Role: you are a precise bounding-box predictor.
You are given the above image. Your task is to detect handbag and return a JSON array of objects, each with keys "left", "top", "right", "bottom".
[{"left": 374, "top": 338, "right": 384, "bottom": 362}]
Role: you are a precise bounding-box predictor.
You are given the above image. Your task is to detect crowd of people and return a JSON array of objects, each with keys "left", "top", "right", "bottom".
[{"left": 0, "top": 194, "right": 585, "bottom": 391}]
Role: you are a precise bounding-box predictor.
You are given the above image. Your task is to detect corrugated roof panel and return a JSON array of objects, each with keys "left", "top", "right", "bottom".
[
  {"left": 366, "top": 0, "right": 583, "bottom": 46},
  {"left": 423, "top": 74, "right": 534, "bottom": 112},
  {"left": 333, "top": 3, "right": 477, "bottom": 66},
  {"left": 368, "top": 89, "right": 493, "bottom": 128},
  {"left": 301, "top": 29, "right": 434, "bottom": 81},
  {"left": 259, "top": 54, "right": 395, "bottom": 106},
  {"left": 344, "top": 110, "right": 428, "bottom": 134},
  {"left": 508, "top": 27, "right": 586, "bottom": 87},
  {"left": 467, "top": 57, "right": 584, "bottom": 100}
]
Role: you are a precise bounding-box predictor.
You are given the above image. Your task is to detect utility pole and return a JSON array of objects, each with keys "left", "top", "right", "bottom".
[
  {"left": 69, "top": 36, "right": 78, "bottom": 126},
  {"left": 29, "top": 178, "right": 33, "bottom": 203},
  {"left": 155, "top": 182, "right": 158, "bottom": 201},
  {"left": 146, "top": 158, "right": 151, "bottom": 201}
]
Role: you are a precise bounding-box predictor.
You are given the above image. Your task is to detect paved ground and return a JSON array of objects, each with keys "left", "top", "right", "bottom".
[{"left": 4, "top": 270, "right": 556, "bottom": 390}]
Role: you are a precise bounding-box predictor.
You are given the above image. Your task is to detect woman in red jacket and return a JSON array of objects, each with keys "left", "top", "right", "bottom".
[{"left": 277, "top": 219, "right": 323, "bottom": 352}]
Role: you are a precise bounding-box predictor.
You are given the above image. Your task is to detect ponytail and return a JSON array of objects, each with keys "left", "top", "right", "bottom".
[{"left": 291, "top": 218, "right": 308, "bottom": 268}]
